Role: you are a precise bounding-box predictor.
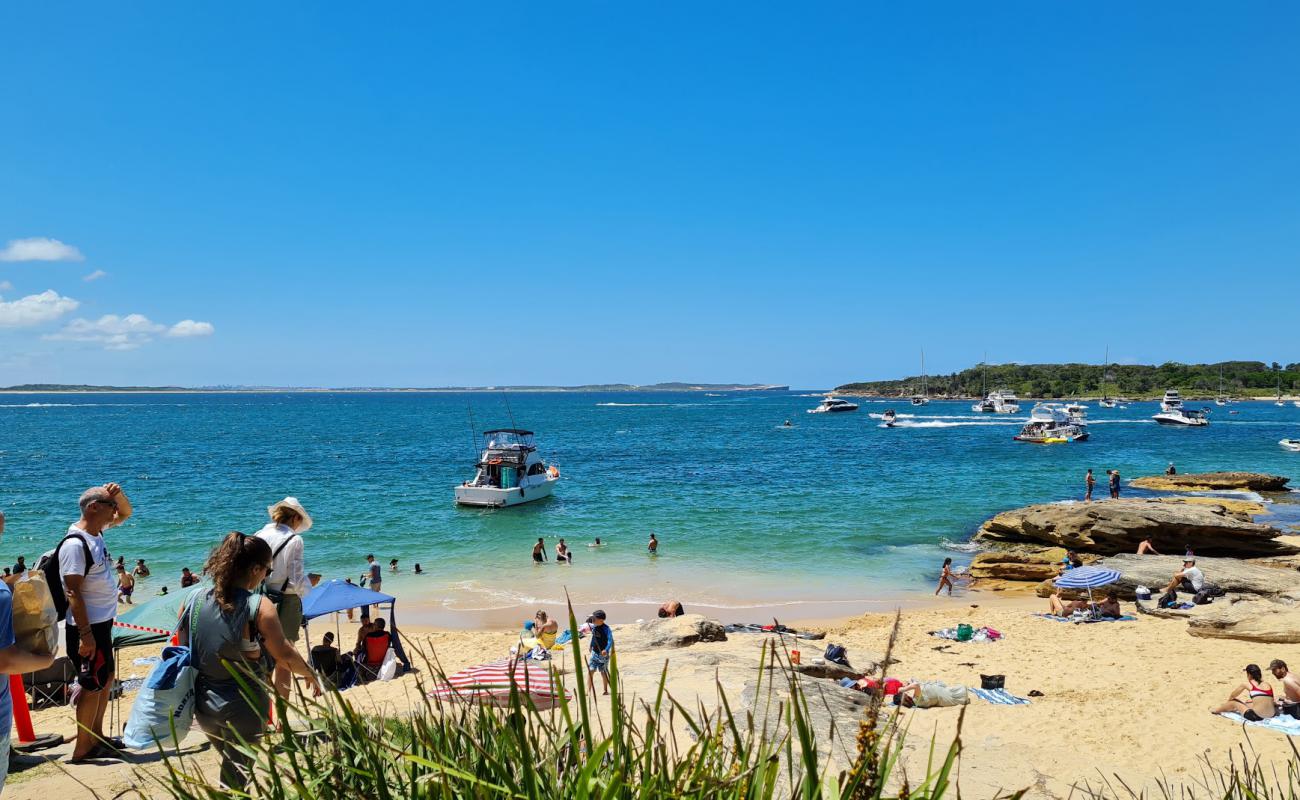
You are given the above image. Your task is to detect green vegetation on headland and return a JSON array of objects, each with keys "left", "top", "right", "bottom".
[
  {"left": 0, "top": 382, "right": 789, "bottom": 393},
  {"left": 837, "top": 361, "right": 1300, "bottom": 399}
]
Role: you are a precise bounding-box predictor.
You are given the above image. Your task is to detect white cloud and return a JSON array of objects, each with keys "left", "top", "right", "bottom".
[
  {"left": 0, "top": 290, "right": 81, "bottom": 328},
  {"left": 46, "top": 314, "right": 164, "bottom": 351},
  {"left": 0, "top": 237, "right": 85, "bottom": 262},
  {"left": 0, "top": 281, "right": 12, "bottom": 291},
  {"left": 166, "top": 319, "right": 215, "bottom": 338},
  {"left": 82, "top": 269, "right": 108, "bottom": 282}
]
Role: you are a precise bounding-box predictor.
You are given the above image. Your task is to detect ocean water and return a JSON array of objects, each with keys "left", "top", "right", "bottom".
[{"left": 1, "top": 392, "right": 1297, "bottom": 615}]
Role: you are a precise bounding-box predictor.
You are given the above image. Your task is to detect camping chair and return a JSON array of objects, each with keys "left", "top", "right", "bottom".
[
  {"left": 358, "top": 630, "right": 392, "bottom": 682},
  {"left": 24, "top": 657, "right": 76, "bottom": 709}
]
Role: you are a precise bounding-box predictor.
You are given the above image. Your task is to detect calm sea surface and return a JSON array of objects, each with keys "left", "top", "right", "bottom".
[{"left": 1, "top": 392, "right": 1297, "bottom": 613}]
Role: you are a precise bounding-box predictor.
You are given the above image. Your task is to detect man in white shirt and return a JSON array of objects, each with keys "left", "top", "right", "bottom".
[
  {"left": 254, "top": 497, "right": 312, "bottom": 700},
  {"left": 1164, "top": 558, "right": 1205, "bottom": 596},
  {"left": 61, "top": 483, "right": 132, "bottom": 761}
]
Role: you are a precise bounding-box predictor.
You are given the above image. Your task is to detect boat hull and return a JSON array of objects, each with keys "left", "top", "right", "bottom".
[
  {"left": 1153, "top": 414, "right": 1208, "bottom": 427},
  {"left": 455, "top": 477, "right": 558, "bottom": 508},
  {"left": 1280, "top": 439, "right": 1300, "bottom": 452}
]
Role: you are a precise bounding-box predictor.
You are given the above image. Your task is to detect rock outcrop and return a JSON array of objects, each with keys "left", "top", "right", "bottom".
[
  {"left": 616, "top": 615, "right": 727, "bottom": 650},
  {"left": 1130, "top": 472, "right": 1291, "bottom": 492},
  {"left": 976, "top": 500, "right": 1296, "bottom": 558},
  {"left": 1185, "top": 597, "right": 1300, "bottom": 644},
  {"left": 970, "top": 547, "right": 1099, "bottom": 585},
  {"left": 1096, "top": 554, "right": 1300, "bottom": 599}
]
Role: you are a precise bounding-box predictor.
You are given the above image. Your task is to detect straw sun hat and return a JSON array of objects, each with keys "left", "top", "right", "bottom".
[{"left": 267, "top": 497, "right": 313, "bottom": 533}]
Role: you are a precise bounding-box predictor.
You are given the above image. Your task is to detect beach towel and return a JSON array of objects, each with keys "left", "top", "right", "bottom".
[
  {"left": 969, "top": 687, "right": 1031, "bottom": 706},
  {"left": 930, "top": 626, "right": 1001, "bottom": 642},
  {"left": 1220, "top": 713, "right": 1300, "bottom": 735},
  {"left": 1033, "top": 613, "right": 1136, "bottom": 624}
]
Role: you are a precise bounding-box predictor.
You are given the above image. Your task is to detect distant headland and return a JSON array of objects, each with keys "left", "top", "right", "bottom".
[
  {"left": 0, "top": 382, "right": 790, "bottom": 394},
  {"left": 837, "top": 360, "right": 1298, "bottom": 400}
]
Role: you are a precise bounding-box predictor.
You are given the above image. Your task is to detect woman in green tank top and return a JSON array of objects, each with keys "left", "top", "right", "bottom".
[{"left": 181, "top": 532, "right": 320, "bottom": 787}]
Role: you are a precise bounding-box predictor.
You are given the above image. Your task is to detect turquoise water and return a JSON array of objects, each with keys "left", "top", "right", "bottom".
[{"left": 1, "top": 392, "right": 1297, "bottom": 613}]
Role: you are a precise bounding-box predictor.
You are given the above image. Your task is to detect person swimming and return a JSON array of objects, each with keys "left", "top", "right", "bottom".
[
  {"left": 532, "top": 537, "right": 547, "bottom": 564},
  {"left": 589, "top": 537, "right": 603, "bottom": 548},
  {"left": 413, "top": 563, "right": 423, "bottom": 574}
]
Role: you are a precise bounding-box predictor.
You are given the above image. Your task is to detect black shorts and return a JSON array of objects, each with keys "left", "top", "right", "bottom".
[
  {"left": 67, "top": 620, "right": 115, "bottom": 692},
  {"left": 1180, "top": 579, "right": 1200, "bottom": 594}
]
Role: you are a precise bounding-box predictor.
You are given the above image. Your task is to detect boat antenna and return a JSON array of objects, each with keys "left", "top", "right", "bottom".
[
  {"left": 500, "top": 388, "right": 519, "bottom": 432},
  {"left": 466, "top": 400, "right": 480, "bottom": 459}
]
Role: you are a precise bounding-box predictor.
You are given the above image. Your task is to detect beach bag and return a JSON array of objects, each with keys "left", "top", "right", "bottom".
[
  {"left": 376, "top": 648, "right": 398, "bottom": 681},
  {"left": 123, "top": 645, "right": 197, "bottom": 750},
  {"left": 35, "top": 534, "right": 93, "bottom": 622},
  {"left": 1157, "top": 589, "right": 1179, "bottom": 609},
  {"left": 980, "top": 674, "right": 1005, "bottom": 690},
  {"left": 11, "top": 571, "right": 58, "bottom": 656},
  {"left": 824, "top": 644, "right": 849, "bottom": 667},
  {"left": 1192, "top": 591, "right": 1213, "bottom": 605},
  {"left": 1135, "top": 585, "right": 1152, "bottom": 601},
  {"left": 955, "top": 623, "right": 974, "bottom": 642}
]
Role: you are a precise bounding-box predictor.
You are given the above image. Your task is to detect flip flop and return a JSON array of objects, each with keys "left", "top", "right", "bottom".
[{"left": 69, "top": 744, "right": 122, "bottom": 764}]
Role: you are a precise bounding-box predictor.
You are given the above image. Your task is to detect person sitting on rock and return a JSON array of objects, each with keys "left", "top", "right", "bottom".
[
  {"left": 1163, "top": 558, "right": 1204, "bottom": 596},
  {"left": 1136, "top": 537, "right": 1160, "bottom": 555},
  {"left": 1211, "top": 664, "right": 1276, "bottom": 721}
]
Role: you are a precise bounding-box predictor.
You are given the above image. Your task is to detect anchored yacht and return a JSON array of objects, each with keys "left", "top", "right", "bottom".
[
  {"left": 972, "top": 390, "right": 1020, "bottom": 414},
  {"left": 1063, "top": 402, "right": 1088, "bottom": 424},
  {"left": 808, "top": 395, "right": 859, "bottom": 414},
  {"left": 1014, "top": 403, "right": 1089, "bottom": 444},
  {"left": 455, "top": 429, "right": 560, "bottom": 508},
  {"left": 1153, "top": 406, "right": 1209, "bottom": 427},
  {"left": 1159, "top": 389, "right": 1185, "bottom": 413}
]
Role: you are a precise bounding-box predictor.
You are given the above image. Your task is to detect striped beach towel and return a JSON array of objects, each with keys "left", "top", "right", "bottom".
[
  {"left": 969, "top": 687, "right": 1031, "bottom": 706},
  {"left": 1220, "top": 712, "right": 1300, "bottom": 735}
]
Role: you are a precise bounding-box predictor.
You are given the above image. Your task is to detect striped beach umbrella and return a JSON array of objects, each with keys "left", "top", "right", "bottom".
[
  {"left": 1054, "top": 566, "right": 1121, "bottom": 589},
  {"left": 428, "top": 659, "right": 567, "bottom": 708}
]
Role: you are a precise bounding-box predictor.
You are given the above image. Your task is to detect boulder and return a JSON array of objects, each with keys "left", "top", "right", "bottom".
[
  {"left": 1154, "top": 496, "right": 1267, "bottom": 519},
  {"left": 1130, "top": 472, "right": 1291, "bottom": 492},
  {"left": 615, "top": 614, "right": 727, "bottom": 650},
  {"left": 740, "top": 672, "right": 878, "bottom": 766},
  {"left": 1185, "top": 597, "right": 1300, "bottom": 644},
  {"left": 976, "top": 500, "right": 1296, "bottom": 558},
  {"left": 1096, "top": 554, "right": 1300, "bottom": 599},
  {"left": 970, "top": 546, "right": 1103, "bottom": 586}
]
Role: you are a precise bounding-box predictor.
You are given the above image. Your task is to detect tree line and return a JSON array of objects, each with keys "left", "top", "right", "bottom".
[{"left": 836, "top": 361, "right": 1300, "bottom": 399}]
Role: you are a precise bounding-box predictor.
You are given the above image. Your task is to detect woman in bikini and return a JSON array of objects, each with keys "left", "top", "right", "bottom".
[
  {"left": 935, "top": 557, "right": 957, "bottom": 596},
  {"left": 1212, "top": 664, "right": 1277, "bottom": 721}
]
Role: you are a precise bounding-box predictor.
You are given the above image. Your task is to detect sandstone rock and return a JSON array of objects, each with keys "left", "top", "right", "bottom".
[
  {"left": 795, "top": 660, "right": 865, "bottom": 680},
  {"left": 1154, "top": 496, "right": 1267, "bottom": 519},
  {"left": 740, "top": 673, "right": 877, "bottom": 766},
  {"left": 616, "top": 614, "right": 727, "bottom": 650},
  {"left": 1096, "top": 554, "right": 1300, "bottom": 599},
  {"left": 1130, "top": 472, "right": 1290, "bottom": 492},
  {"left": 1185, "top": 597, "right": 1300, "bottom": 644},
  {"left": 976, "top": 500, "right": 1296, "bottom": 558}
]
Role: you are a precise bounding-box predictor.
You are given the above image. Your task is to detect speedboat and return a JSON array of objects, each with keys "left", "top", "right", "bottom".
[
  {"left": 1014, "top": 403, "right": 1089, "bottom": 443},
  {"left": 910, "top": 395, "right": 928, "bottom": 406},
  {"left": 1159, "top": 389, "right": 1184, "bottom": 413},
  {"left": 1063, "top": 402, "right": 1088, "bottom": 424},
  {"left": 1281, "top": 439, "right": 1300, "bottom": 452},
  {"left": 1098, "top": 398, "right": 1118, "bottom": 409},
  {"left": 971, "top": 396, "right": 996, "bottom": 413},
  {"left": 1153, "top": 407, "right": 1209, "bottom": 427},
  {"left": 882, "top": 409, "right": 898, "bottom": 427},
  {"left": 808, "top": 395, "right": 859, "bottom": 413},
  {"left": 455, "top": 429, "right": 560, "bottom": 507}
]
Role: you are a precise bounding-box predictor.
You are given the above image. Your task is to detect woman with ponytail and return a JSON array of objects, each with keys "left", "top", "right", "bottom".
[{"left": 180, "top": 531, "right": 319, "bottom": 787}]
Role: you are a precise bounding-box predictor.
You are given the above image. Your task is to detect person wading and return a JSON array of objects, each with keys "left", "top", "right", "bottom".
[{"left": 253, "top": 497, "right": 313, "bottom": 701}]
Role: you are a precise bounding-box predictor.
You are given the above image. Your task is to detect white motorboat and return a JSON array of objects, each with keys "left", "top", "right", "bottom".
[
  {"left": 1294, "top": 400, "right": 1300, "bottom": 408},
  {"left": 1014, "top": 403, "right": 1089, "bottom": 443},
  {"left": 971, "top": 396, "right": 996, "bottom": 413},
  {"left": 1063, "top": 402, "right": 1088, "bottom": 424},
  {"left": 992, "top": 390, "right": 1020, "bottom": 414},
  {"left": 882, "top": 409, "right": 898, "bottom": 427},
  {"left": 808, "top": 395, "right": 859, "bottom": 414},
  {"left": 1280, "top": 439, "right": 1300, "bottom": 452},
  {"left": 1098, "top": 398, "right": 1118, "bottom": 409},
  {"left": 1159, "top": 389, "right": 1184, "bottom": 413},
  {"left": 455, "top": 429, "right": 560, "bottom": 508},
  {"left": 1153, "top": 407, "right": 1209, "bottom": 427}
]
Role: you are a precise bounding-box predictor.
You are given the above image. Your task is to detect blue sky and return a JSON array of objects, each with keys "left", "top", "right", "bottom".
[{"left": 2, "top": 3, "right": 1297, "bottom": 388}]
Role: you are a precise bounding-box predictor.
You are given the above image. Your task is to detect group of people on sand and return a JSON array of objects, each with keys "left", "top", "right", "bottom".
[
  {"left": 531, "top": 533, "right": 660, "bottom": 564},
  {"left": 1213, "top": 660, "right": 1300, "bottom": 722}
]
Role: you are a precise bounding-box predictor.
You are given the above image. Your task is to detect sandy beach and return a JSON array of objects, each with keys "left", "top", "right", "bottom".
[{"left": 6, "top": 586, "right": 1298, "bottom": 800}]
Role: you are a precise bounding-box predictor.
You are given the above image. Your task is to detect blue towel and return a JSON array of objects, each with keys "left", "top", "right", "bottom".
[
  {"left": 555, "top": 629, "right": 573, "bottom": 646},
  {"left": 969, "top": 687, "right": 1031, "bottom": 705},
  {"left": 1220, "top": 713, "right": 1300, "bottom": 735},
  {"left": 145, "top": 645, "right": 192, "bottom": 691}
]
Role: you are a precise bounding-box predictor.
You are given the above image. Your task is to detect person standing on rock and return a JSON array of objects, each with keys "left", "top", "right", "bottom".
[
  {"left": 1085, "top": 469, "right": 1096, "bottom": 501},
  {"left": 1108, "top": 469, "right": 1122, "bottom": 500}
]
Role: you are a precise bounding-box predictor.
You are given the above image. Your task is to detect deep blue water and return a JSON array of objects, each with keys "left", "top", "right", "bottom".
[{"left": 0, "top": 392, "right": 1296, "bottom": 611}]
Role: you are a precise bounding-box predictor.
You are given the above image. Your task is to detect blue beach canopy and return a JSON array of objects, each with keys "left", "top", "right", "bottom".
[
  {"left": 114, "top": 583, "right": 210, "bottom": 647},
  {"left": 1054, "top": 566, "right": 1122, "bottom": 589},
  {"left": 301, "top": 579, "right": 395, "bottom": 620}
]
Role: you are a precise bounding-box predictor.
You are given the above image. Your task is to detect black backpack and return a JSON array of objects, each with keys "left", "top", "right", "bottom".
[
  {"left": 824, "top": 644, "right": 849, "bottom": 667},
  {"left": 1193, "top": 590, "right": 1214, "bottom": 605},
  {"left": 1157, "top": 589, "right": 1180, "bottom": 609},
  {"left": 36, "top": 533, "right": 94, "bottom": 622}
]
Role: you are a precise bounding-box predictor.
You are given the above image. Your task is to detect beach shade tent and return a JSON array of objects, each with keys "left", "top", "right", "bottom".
[
  {"left": 1053, "top": 566, "right": 1122, "bottom": 617},
  {"left": 114, "top": 583, "right": 210, "bottom": 647},
  {"left": 300, "top": 580, "right": 411, "bottom": 671},
  {"left": 428, "top": 658, "right": 568, "bottom": 709}
]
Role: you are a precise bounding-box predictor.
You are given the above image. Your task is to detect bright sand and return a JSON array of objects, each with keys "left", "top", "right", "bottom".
[{"left": 7, "top": 591, "right": 1297, "bottom": 799}]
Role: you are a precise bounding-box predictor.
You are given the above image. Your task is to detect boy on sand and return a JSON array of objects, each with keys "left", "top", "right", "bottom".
[{"left": 587, "top": 610, "right": 613, "bottom": 695}]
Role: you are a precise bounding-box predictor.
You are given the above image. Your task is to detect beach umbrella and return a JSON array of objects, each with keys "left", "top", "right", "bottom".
[
  {"left": 428, "top": 659, "right": 567, "bottom": 709},
  {"left": 1054, "top": 566, "right": 1122, "bottom": 617},
  {"left": 114, "top": 583, "right": 210, "bottom": 647},
  {"left": 300, "top": 579, "right": 394, "bottom": 620}
]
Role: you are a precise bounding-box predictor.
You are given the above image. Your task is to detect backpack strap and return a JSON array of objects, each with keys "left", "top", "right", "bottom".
[
  {"left": 269, "top": 532, "right": 297, "bottom": 594},
  {"left": 55, "top": 533, "right": 95, "bottom": 576}
]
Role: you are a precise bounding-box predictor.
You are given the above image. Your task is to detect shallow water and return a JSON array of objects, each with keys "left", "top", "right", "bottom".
[{"left": 0, "top": 392, "right": 1296, "bottom": 610}]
